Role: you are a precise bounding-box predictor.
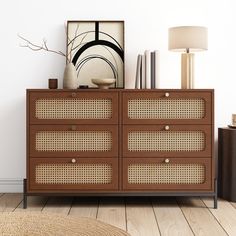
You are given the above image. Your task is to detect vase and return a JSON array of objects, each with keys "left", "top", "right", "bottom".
[{"left": 63, "top": 63, "right": 77, "bottom": 89}]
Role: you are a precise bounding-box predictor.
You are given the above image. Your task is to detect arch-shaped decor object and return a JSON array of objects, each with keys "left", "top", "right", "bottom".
[{"left": 67, "top": 21, "right": 124, "bottom": 88}]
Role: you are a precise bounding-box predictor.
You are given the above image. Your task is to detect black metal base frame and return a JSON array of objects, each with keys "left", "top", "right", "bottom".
[{"left": 23, "top": 178, "right": 218, "bottom": 209}]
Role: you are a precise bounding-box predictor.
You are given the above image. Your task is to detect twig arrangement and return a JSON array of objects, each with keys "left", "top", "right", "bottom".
[
  {"left": 18, "top": 34, "right": 69, "bottom": 61},
  {"left": 18, "top": 23, "right": 87, "bottom": 64}
]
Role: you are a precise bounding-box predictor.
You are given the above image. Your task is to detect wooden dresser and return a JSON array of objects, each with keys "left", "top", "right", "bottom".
[{"left": 25, "top": 89, "right": 216, "bottom": 208}]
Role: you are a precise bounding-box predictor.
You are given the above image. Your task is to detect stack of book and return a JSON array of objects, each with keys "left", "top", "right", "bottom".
[{"left": 135, "top": 50, "right": 160, "bottom": 89}]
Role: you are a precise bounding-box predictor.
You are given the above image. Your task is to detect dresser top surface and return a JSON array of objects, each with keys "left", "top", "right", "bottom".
[{"left": 26, "top": 88, "right": 214, "bottom": 92}]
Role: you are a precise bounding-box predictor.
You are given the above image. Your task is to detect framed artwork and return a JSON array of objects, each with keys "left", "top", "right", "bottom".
[{"left": 67, "top": 20, "right": 124, "bottom": 88}]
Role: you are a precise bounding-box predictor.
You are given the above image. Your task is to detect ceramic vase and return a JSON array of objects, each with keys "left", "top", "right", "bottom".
[{"left": 63, "top": 63, "right": 77, "bottom": 89}]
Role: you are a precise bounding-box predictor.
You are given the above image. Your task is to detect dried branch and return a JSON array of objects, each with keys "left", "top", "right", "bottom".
[
  {"left": 18, "top": 34, "right": 68, "bottom": 62},
  {"left": 68, "top": 24, "right": 80, "bottom": 63},
  {"left": 18, "top": 23, "right": 87, "bottom": 64},
  {"left": 43, "top": 39, "right": 48, "bottom": 50},
  {"left": 70, "top": 32, "right": 88, "bottom": 53}
]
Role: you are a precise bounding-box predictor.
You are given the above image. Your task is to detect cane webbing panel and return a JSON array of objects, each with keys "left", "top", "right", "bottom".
[
  {"left": 128, "top": 99, "right": 205, "bottom": 119},
  {"left": 36, "top": 131, "right": 112, "bottom": 152},
  {"left": 128, "top": 163, "right": 205, "bottom": 184},
  {"left": 35, "top": 163, "right": 112, "bottom": 184},
  {"left": 35, "top": 99, "right": 112, "bottom": 119},
  {"left": 128, "top": 131, "right": 205, "bottom": 152}
]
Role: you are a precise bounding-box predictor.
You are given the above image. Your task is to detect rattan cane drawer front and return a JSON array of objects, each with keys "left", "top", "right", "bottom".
[
  {"left": 29, "top": 91, "right": 118, "bottom": 124},
  {"left": 30, "top": 125, "right": 118, "bottom": 158},
  {"left": 29, "top": 158, "right": 118, "bottom": 190},
  {"left": 123, "top": 158, "right": 212, "bottom": 190},
  {"left": 123, "top": 125, "right": 211, "bottom": 158},
  {"left": 123, "top": 91, "right": 212, "bottom": 124}
]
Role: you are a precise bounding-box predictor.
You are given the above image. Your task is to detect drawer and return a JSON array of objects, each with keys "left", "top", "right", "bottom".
[
  {"left": 123, "top": 158, "right": 212, "bottom": 190},
  {"left": 28, "top": 91, "right": 118, "bottom": 124},
  {"left": 29, "top": 158, "right": 118, "bottom": 191},
  {"left": 30, "top": 125, "right": 118, "bottom": 158},
  {"left": 123, "top": 90, "right": 213, "bottom": 124},
  {"left": 123, "top": 125, "right": 212, "bottom": 158}
]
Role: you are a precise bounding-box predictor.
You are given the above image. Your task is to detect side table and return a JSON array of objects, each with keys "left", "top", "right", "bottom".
[{"left": 218, "top": 127, "right": 236, "bottom": 201}]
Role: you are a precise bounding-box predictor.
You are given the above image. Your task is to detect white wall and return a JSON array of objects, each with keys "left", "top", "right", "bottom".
[{"left": 0, "top": 0, "right": 235, "bottom": 192}]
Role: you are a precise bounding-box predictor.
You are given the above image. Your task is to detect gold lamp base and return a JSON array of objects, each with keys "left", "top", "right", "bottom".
[{"left": 181, "top": 53, "right": 194, "bottom": 89}]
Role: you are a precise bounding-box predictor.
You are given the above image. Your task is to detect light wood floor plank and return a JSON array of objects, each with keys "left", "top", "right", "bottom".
[
  {"left": 230, "top": 201, "right": 236, "bottom": 209},
  {"left": 97, "top": 197, "right": 126, "bottom": 231},
  {"left": 42, "top": 197, "right": 73, "bottom": 215},
  {"left": 178, "top": 197, "right": 227, "bottom": 236},
  {"left": 1, "top": 194, "right": 236, "bottom": 235},
  {"left": 15, "top": 196, "right": 48, "bottom": 212},
  {"left": 152, "top": 198, "right": 194, "bottom": 236},
  {"left": 69, "top": 197, "right": 98, "bottom": 218},
  {"left": 126, "top": 198, "right": 160, "bottom": 236},
  {"left": 203, "top": 197, "right": 236, "bottom": 236},
  {"left": 0, "top": 193, "right": 22, "bottom": 212}
]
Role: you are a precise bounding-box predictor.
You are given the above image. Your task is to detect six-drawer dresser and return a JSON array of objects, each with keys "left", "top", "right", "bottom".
[{"left": 25, "top": 89, "right": 216, "bottom": 208}]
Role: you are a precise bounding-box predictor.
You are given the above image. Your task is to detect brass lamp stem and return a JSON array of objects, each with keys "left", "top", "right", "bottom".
[{"left": 181, "top": 53, "right": 194, "bottom": 89}]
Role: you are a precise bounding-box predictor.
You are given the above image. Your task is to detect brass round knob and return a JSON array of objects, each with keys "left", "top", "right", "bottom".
[
  {"left": 71, "top": 159, "right": 76, "bottom": 163},
  {"left": 165, "top": 92, "right": 170, "bottom": 97},
  {"left": 165, "top": 125, "right": 170, "bottom": 131},
  {"left": 71, "top": 92, "right": 76, "bottom": 98},
  {"left": 164, "top": 158, "right": 170, "bottom": 164}
]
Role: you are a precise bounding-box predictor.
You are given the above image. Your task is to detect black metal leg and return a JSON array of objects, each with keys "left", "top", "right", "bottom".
[
  {"left": 23, "top": 178, "right": 27, "bottom": 209},
  {"left": 214, "top": 195, "right": 217, "bottom": 209},
  {"left": 214, "top": 178, "right": 218, "bottom": 209}
]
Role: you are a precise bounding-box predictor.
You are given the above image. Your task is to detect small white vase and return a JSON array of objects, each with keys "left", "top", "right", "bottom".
[{"left": 63, "top": 63, "right": 77, "bottom": 89}]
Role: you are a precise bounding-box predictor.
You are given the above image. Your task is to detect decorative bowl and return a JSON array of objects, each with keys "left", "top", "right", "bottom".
[{"left": 91, "top": 78, "right": 116, "bottom": 89}]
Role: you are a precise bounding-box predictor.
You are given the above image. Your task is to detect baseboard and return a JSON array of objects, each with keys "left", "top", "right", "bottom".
[{"left": 0, "top": 178, "right": 23, "bottom": 193}]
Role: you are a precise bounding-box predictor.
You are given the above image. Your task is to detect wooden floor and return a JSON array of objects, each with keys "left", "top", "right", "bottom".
[{"left": 1, "top": 193, "right": 236, "bottom": 236}]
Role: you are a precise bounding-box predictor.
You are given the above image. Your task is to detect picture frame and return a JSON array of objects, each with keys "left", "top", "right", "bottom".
[{"left": 66, "top": 20, "right": 125, "bottom": 88}]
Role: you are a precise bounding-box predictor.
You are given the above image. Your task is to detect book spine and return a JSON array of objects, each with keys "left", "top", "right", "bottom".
[
  {"left": 154, "top": 50, "right": 160, "bottom": 88},
  {"left": 135, "top": 55, "right": 142, "bottom": 89},
  {"left": 141, "top": 54, "right": 146, "bottom": 89},
  {"left": 145, "top": 50, "right": 151, "bottom": 89},
  {"left": 151, "top": 52, "right": 155, "bottom": 88}
]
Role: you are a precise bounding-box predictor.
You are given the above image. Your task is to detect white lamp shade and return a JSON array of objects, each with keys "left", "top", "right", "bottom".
[{"left": 168, "top": 26, "right": 208, "bottom": 52}]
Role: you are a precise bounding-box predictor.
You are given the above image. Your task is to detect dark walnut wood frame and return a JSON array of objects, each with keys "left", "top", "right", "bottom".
[{"left": 24, "top": 89, "right": 217, "bottom": 209}]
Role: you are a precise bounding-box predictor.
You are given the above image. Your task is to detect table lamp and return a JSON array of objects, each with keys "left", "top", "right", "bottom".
[{"left": 168, "top": 26, "right": 208, "bottom": 89}]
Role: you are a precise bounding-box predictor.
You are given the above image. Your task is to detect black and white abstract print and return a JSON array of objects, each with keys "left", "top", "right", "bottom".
[{"left": 67, "top": 21, "right": 124, "bottom": 88}]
